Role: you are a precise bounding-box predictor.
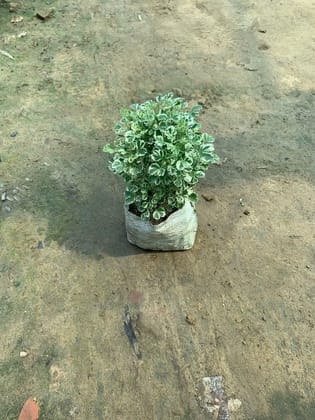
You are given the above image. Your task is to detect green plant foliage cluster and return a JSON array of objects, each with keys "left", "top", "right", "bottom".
[{"left": 104, "top": 93, "right": 219, "bottom": 221}]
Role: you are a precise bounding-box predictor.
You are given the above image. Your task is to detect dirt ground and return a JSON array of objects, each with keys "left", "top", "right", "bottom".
[{"left": 0, "top": 0, "right": 314, "bottom": 419}]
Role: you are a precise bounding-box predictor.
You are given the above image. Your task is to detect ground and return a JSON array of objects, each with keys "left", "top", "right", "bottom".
[{"left": 0, "top": 1, "right": 314, "bottom": 419}]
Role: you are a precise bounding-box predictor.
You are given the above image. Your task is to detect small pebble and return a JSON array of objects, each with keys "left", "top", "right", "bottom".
[
  {"left": 35, "top": 9, "right": 54, "bottom": 21},
  {"left": 36, "top": 240, "right": 44, "bottom": 249},
  {"left": 9, "top": 2, "right": 19, "bottom": 13},
  {"left": 258, "top": 42, "right": 270, "bottom": 51},
  {"left": 11, "top": 15, "right": 23, "bottom": 24},
  {"left": 244, "top": 64, "right": 258, "bottom": 71},
  {"left": 243, "top": 209, "right": 250, "bottom": 215},
  {"left": 185, "top": 314, "right": 196, "bottom": 326},
  {"left": 20, "top": 351, "right": 28, "bottom": 358},
  {"left": 228, "top": 399, "right": 242, "bottom": 412},
  {"left": 43, "top": 56, "right": 54, "bottom": 63},
  {"left": 10, "top": 130, "right": 18, "bottom": 137},
  {"left": 202, "top": 194, "right": 214, "bottom": 202},
  {"left": 1, "top": 192, "right": 7, "bottom": 201}
]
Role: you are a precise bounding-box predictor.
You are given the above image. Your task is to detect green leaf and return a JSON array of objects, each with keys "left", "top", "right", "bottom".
[
  {"left": 174, "top": 178, "right": 182, "bottom": 188},
  {"left": 184, "top": 174, "right": 192, "bottom": 183},
  {"left": 141, "top": 190, "right": 148, "bottom": 200},
  {"left": 176, "top": 160, "right": 185, "bottom": 171},
  {"left": 157, "top": 113, "right": 167, "bottom": 121},
  {"left": 152, "top": 177, "right": 162, "bottom": 185},
  {"left": 103, "top": 144, "right": 115, "bottom": 153},
  {"left": 153, "top": 208, "right": 166, "bottom": 220},
  {"left": 154, "top": 135, "right": 164, "bottom": 147},
  {"left": 123, "top": 174, "right": 132, "bottom": 182},
  {"left": 125, "top": 130, "right": 135, "bottom": 140},
  {"left": 201, "top": 133, "right": 215, "bottom": 143},
  {"left": 167, "top": 166, "right": 176, "bottom": 176},
  {"left": 125, "top": 189, "right": 135, "bottom": 205},
  {"left": 183, "top": 161, "right": 192, "bottom": 170},
  {"left": 211, "top": 153, "right": 220, "bottom": 163},
  {"left": 188, "top": 192, "right": 198, "bottom": 202},
  {"left": 128, "top": 165, "right": 141, "bottom": 176},
  {"left": 201, "top": 143, "right": 215, "bottom": 153},
  {"left": 152, "top": 149, "right": 163, "bottom": 161},
  {"left": 137, "top": 202, "right": 148, "bottom": 212},
  {"left": 195, "top": 170, "right": 205, "bottom": 178},
  {"left": 141, "top": 210, "right": 150, "bottom": 220},
  {"left": 200, "top": 153, "right": 212, "bottom": 163},
  {"left": 148, "top": 163, "right": 161, "bottom": 176},
  {"left": 175, "top": 196, "right": 185, "bottom": 207},
  {"left": 191, "top": 105, "right": 202, "bottom": 115},
  {"left": 127, "top": 185, "right": 139, "bottom": 193},
  {"left": 111, "top": 159, "right": 124, "bottom": 173},
  {"left": 120, "top": 108, "right": 129, "bottom": 117}
]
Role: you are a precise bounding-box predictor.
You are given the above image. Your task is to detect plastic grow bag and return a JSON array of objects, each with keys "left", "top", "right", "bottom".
[{"left": 125, "top": 200, "right": 198, "bottom": 251}]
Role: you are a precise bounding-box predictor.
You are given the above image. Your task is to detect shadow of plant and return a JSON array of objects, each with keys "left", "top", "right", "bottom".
[
  {"left": 255, "top": 390, "right": 315, "bottom": 420},
  {"left": 21, "top": 165, "right": 142, "bottom": 258}
]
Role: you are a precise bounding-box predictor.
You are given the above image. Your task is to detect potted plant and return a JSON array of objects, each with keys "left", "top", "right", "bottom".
[{"left": 104, "top": 93, "right": 219, "bottom": 251}]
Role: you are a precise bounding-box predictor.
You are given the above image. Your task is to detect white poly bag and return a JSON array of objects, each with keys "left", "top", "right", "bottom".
[{"left": 125, "top": 200, "right": 198, "bottom": 251}]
